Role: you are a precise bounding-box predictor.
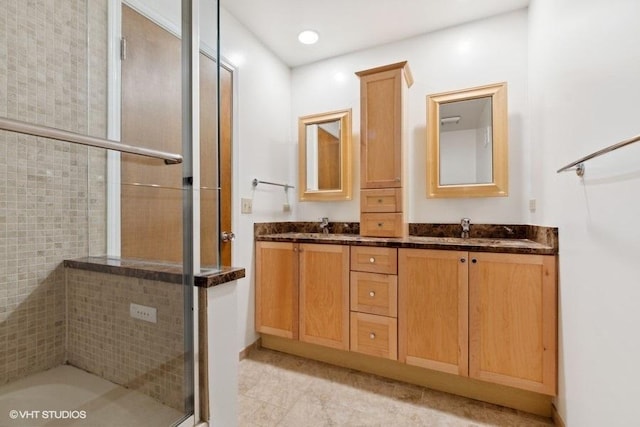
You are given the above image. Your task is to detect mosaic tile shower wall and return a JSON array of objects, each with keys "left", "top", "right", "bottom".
[
  {"left": 0, "top": 0, "right": 107, "bottom": 384},
  {"left": 66, "top": 269, "right": 186, "bottom": 412}
]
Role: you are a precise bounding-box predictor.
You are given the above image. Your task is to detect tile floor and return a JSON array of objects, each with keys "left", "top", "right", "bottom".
[
  {"left": 0, "top": 365, "right": 183, "bottom": 427},
  {"left": 239, "top": 347, "right": 554, "bottom": 427}
]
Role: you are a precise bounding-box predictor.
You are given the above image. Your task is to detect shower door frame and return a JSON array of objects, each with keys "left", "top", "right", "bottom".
[{"left": 106, "top": 0, "right": 218, "bottom": 424}]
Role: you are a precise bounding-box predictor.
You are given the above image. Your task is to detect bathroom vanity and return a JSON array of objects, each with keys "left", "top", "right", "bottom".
[{"left": 254, "top": 222, "right": 558, "bottom": 416}]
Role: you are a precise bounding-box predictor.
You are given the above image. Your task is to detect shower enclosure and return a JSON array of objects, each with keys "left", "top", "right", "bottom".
[{"left": 0, "top": 0, "right": 220, "bottom": 425}]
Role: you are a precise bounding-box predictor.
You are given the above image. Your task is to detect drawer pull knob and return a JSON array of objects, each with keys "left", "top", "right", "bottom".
[
  {"left": 472, "top": 258, "right": 477, "bottom": 264},
  {"left": 460, "top": 258, "right": 466, "bottom": 263},
  {"left": 369, "top": 257, "right": 375, "bottom": 263},
  {"left": 369, "top": 332, "right": 376, "bottom": 340},
  {"left": 369, "top": 291, "right": 375, "bottom": 297},
  {"left": 377, "top": 222, "right": 383, "bottom": 227},
  {"left": 377, "top": 198, "right": 383, "bottom": 203}
]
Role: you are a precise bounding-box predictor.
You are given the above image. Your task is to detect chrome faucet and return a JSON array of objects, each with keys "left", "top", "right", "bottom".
[
  {"left": 320, "top": 217, "right": 330, "bottom": 234},
  {"left": 460, "top": 218, "right": 471, "bottom": 239}
]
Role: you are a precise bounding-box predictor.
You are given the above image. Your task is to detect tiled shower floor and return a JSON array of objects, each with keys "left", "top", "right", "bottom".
[
  {"left": 0, "top": 365, "right": 182, "bottom": 427},
  {"left": 239, "top": 348, "right": 554, "bottom": 426}
]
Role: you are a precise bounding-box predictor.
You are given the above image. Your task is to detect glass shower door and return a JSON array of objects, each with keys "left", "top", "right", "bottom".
[{"left": 0, "top": 0, "right": 219, "bottom": 425}]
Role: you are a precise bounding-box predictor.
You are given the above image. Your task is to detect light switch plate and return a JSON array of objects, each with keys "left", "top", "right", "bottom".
[{"left": 241, "top": 198, "right": 252, "bottom": 214}]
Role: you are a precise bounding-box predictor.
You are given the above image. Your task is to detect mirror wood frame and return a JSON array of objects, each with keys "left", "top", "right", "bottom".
[
  {"left": 427, "top": 82, "right": 508, "bottom": 198},
  {"left": 298, "top": 108, "right": 352, "bottom": 201}
]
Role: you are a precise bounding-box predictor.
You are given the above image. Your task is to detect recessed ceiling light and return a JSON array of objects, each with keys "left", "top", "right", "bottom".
[{"left": 298, "top": 30, "right": 319, "bottom": 45}]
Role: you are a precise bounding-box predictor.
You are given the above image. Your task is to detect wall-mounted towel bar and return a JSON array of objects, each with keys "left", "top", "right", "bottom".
[
  {"left": 0, "top": 116, "right": 183, "bottom": 165},
  {"left": 252, "top": 178, "right": 294, "bottom": 191},
  {"left": 557, "top": 133, "right": 640, "bottom": 177}
]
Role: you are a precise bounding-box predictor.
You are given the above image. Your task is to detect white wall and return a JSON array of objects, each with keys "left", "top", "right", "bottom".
[
  {"left": 220, "top": 9, "right": 293, "bottom": 349},
  {"left": 529, "top": 0, "right": 640, "bottom": 425},
  {"left": 227, "top": 9, "right": 529, "bottom": 349},
  {"left": 291, "top": 10, "right": 529, "bottom": 224}
]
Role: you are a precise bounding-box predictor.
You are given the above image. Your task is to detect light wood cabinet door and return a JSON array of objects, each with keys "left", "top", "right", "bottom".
[
  {"left": 469, "top": 252, "right": 557, "bottom": 395},
  {"left": 398, "top": 249, "right": 469, "bottom": 376},
  {"left": 299, "top": 244, "right": 350, "bottom": 350},
  {"left": 358, "top": 64, "right": 410, "bottom": 189},
  {"left": 255, "top": 242, "right": 298, "bottom": 339}
]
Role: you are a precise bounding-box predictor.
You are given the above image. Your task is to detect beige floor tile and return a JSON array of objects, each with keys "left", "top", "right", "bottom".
[
  {"left": 238, "top": 348, "right": 554, "bottom": 427},
  {"left": 249, "top": 401, "right": 289, "bottom": 427},
  {"left": 279, "top": 393, "right": 356, "bottom": 427}
]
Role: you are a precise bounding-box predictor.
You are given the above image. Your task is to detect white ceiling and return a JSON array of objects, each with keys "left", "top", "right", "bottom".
[{"left": 221, "top": 0, "right": 530, "bottom": 67}]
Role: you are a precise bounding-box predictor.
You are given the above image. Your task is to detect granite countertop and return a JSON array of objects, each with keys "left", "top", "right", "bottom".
[
  {"left": 64, "top": 256, "right": 246, "bottom": 288},
  {"left": 255, "top": 222, "right": 558, "bottom": 255}
]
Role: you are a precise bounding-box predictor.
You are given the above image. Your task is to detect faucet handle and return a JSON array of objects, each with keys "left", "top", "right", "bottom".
[
  {"left": 460, "top": 218, "right": 471, "bottom": 238},
  {"left": 319, "top": 217, "right": 330, "bottom": 234}
]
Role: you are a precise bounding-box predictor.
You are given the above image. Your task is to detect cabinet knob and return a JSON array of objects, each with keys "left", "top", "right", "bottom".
[
  {"left": 472, "top": 258, "right": 477, "bottom": 264},
  {"left": 369, "top": 291, "right": 376, "bottom": 298},
  {"left": 377, "top": 222, "right": 384, "bottom": 227},
  {"left": 369, "top": 257, "right": 375, "bottom": 263},
  {"left": 377, "top": 199, "right": 383, "bottom": 203},
  {"left": 460, "top": 258, "right": 466, "bottom": 263},
  {"left": 369, "top": 332, "right": 376, "bottom": 340}
]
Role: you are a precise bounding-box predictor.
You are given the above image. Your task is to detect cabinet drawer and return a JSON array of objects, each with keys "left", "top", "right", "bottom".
[
  {"left": 351, "top": 246, "right": 397, "bottom": 274},
  {"left": 350, "top": 272, "right": 397, "bottom": 317},
  {"left": 350, "top": 312, "right": 397, "bottom": 360},
  {"left": 361, "top": 188, "right": 403, "bottom": 213},
  {"left": 360, "top": 213, "right": 405, "bottom": 238}
]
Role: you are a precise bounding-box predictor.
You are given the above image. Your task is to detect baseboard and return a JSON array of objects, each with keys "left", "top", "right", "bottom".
[
  {"left": 238, "top": 338, "right": 261, "bottom": 361},
  {"left": 551, "top": 403, "right": 566, "bottom": 427},
  {"left": 261, "top": 334, "right": 553, "bottom": 418}
]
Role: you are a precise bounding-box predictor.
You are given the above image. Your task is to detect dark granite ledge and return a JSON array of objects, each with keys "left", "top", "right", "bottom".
[
  {"left": 255, "top": 222, "right": 360, "bottom": 236},
  {"left": 255, "top": 222, "right": 558, "bottom": 255},
  {"left": 64, "top": 257, "right": 245, "bottom": 288},
  {"left": 408, "top": 223, "right": 558, "bottom": 249}
]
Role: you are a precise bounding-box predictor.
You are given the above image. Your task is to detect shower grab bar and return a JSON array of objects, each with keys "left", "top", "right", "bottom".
[
  {"left": 252, "top": 178, "right": 294, "bottom": 190},
  {"left": 557, "top": 133, "right": 640, "bottom": 176},
  {"left": 0, "top": 116, "right": 183, "bottom": 165},
  {"left": 122, "top": 182, "right": 220, "bottom": 191}
]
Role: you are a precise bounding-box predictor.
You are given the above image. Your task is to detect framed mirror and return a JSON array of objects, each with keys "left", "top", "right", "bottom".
[
  {"left": 427, "top": 82, "right": 508, "bottom": 198},
  {"left": 298, "top": 109, "right": 352, "bottom": 201}
]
